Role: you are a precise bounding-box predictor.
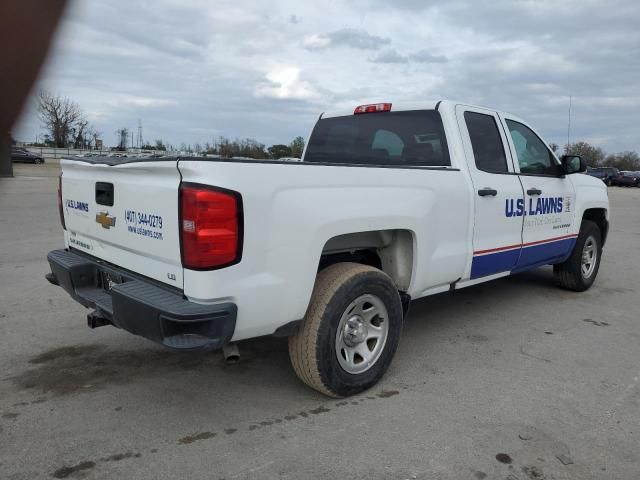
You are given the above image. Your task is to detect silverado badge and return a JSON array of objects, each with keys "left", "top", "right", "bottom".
[{"left": 95, "top": 211, "right": 116, "bottom": 229}]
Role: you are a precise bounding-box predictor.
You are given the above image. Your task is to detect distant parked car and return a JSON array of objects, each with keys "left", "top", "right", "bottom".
[
  {"left": 11, "top": 147, "right": 44, "bottom": 164},
  {"left": 624, "top": 171, "right": 640, "bottom": 185},
  {"left": 587, "top": 167, "right": 619, "bottom": 186},
  {"left": 617, "top": 171, "right": 640, "bottom": 187},
  {"left": 586, "top": 168, "right": 608, "bottom": 183}
]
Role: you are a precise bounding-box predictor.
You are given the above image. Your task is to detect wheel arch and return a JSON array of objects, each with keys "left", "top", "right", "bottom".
[
  {"left": 318, "top": 229, "right": 415, "bottom": 292},
  {"left": 582, "top": 208, "right": 609, "bottom": 247}
]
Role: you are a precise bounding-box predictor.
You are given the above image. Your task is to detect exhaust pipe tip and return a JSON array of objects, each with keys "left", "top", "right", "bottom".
[{"left": 222, "top": 342, "right": 240, "bottom": 364}]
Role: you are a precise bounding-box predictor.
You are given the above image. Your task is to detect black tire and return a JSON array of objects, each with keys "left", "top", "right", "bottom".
[
  {"left": 288, "top": 262, "right": 403, "bottom": 397},
  {"left": 553, "top": 220, "right": 602, "bottom": 292},
  {"left": 605, "top": 178, "right": 612, "bottom": 186}
]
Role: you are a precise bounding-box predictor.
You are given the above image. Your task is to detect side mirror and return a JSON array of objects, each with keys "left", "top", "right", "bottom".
[{"left": 561, "top": 155, "right": 586, "bottom": 174}]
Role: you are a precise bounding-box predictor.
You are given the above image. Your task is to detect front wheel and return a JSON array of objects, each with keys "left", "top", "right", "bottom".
[
  {"left": 288, "top": 262, "right": 403, "bottom": 397},
  {"left": 554, "top": 220, "right": 602, "bottom": 291}
]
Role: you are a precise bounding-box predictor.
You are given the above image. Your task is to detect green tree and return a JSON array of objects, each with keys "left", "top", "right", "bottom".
[
  {"left": 268, "top": 144, "right": 293, "bottom": 159},
  {"left": 566, "top": 141, "right": 605, "bottom": 167},
  {"left": 289, "top": 136, "right": 305, "bottom": 158}
]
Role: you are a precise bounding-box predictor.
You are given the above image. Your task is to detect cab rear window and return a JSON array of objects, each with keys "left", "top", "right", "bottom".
[{"left": 304, "top": 110, "right": 450, "bottom": 167}]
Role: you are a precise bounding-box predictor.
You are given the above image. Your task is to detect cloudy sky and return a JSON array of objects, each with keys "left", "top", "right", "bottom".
[{"left": 14, "top": 0, "right": 640, "bottom": 152}]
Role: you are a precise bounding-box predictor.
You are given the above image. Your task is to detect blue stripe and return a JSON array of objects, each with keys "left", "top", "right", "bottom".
[
  {"left": 513, "top": 238, "right": 576, "bottom": 272},
  {"left": 471, "top": 237, "right": 577, "bottom": 279},
  {"left": 471, "top": 249, "right": 520, "bottom": 279}
]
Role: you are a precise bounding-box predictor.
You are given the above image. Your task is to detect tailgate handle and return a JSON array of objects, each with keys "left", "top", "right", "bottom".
[{"left": 95, "top": 182, "right": 114, "bottom": 206}]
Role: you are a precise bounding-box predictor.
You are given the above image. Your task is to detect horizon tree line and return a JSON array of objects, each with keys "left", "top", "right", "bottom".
[
  {"left": 35, "top": 91, "right": 305, "bottom": 159},
  {"left": 33, "top": 91, "right": 638, "bottom": 166}
]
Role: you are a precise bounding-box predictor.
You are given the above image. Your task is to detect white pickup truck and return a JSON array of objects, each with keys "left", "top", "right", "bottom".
[{"left": 46, "top": 101, "right": 609, "bottom": 397}]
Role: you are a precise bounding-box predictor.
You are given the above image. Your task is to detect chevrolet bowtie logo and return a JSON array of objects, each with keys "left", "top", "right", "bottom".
[{"left": 95, "top": 211, "right": 116, "bottom": 229}]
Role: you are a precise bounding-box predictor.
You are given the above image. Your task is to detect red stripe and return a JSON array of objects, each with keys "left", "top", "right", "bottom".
[
  {"left": 521, "top": 233, "right": 578, "bottom": 248},
  {"left": 474, "top": 234, "right": 578, "bottom": 255},
  {"left": 474, "top": 243, "right": 521, "bottom": 255}
]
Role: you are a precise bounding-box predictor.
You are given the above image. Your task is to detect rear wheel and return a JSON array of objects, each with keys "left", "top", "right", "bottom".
[
  {"left": 553, "top": 220, "right": 602, "bottom": 291},
  {"left": 288, "top": 262, "right": 403, "bottom": 397}
]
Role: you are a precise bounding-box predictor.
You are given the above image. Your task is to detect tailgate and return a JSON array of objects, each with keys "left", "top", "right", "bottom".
[{"left": 60, "top": 158, "right": 183, "bottom": 288}]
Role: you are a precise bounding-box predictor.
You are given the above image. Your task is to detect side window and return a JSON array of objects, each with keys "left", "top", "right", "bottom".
[
  {"left": 371, "top": 129, "right": 404, "bottom": 157},
  {"left": 464, "top": 112, "right": 509, "bottom": 173},
  {"left": 506, "top": 120, "right": 558, "bottom": 176}
]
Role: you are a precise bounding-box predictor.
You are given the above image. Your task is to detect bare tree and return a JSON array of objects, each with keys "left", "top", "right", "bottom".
[
  {"left": 87, "top": 126, "right": 101, "bottom": 150},
  {"left": 603, "top": 151, "right": 640, "bottom": 171},
  {"left": 566, "top": 141, "right": 606, "bottom": 166},
  {"left": 37, "top": 90, "right": 84, "bottom": 148},
  {"left": 72, "top": 119, "right": 89, "bottom": 149}
]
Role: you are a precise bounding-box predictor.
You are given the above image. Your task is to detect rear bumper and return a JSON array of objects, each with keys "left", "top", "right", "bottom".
[{"left": 46, "top": 249, "right": 236, "bottom": 350}]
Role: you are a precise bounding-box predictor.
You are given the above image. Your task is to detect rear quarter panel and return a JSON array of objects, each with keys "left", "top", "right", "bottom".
[{"left": 179, "top": 160, "right": 471, "bottom": 341}]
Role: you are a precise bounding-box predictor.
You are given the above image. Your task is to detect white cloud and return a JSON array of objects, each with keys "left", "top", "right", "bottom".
[
  {"left": 303, "top": 29, "right": 391, "bottom": 51},
  {"left": 369, "top": 49, "right": 408, "bottom": 64},
  {"left": 302, "top": 34, "right": 332, "bottom": 50},
  {"left": 10, "top": 0, "right": 640, "bottom": 153},
  {"left": 131, "top": 97, "right": 176, "bottom": 108},
  {"left": 409, "top": 50, "right": 447, "bottom": 63},
  {"left": 254, "top": 67, "right": 322, "bottom": 100}
]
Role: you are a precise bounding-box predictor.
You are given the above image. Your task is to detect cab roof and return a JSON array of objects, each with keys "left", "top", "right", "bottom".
[{"left": 319, "top": 100, "right": 513, "bottom": 119}]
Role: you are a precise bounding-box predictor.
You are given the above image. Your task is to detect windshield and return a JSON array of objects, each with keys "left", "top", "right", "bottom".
[{"left": 304, "top": 110, "right": 450, "bottom": 167}]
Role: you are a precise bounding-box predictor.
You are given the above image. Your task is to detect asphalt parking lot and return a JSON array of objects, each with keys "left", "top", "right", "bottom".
[{"left": 1, "top": 164, "right": 639, "bottom": 480}]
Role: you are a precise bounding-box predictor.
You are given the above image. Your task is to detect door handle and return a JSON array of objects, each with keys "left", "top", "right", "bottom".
[
  {"left": 478, "top": 188, "right": 498, "bottom": 197},
  {"left": 527, "top": 188, "right": 542, "bottom": 196}
]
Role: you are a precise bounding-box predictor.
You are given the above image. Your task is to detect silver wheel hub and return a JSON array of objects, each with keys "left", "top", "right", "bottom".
[
  {"left": 581, "top": 235, "right": 597, "bottom": 279},
  {"left": 335, "top": 294, "right": 389, "bottom": 375},
  {"left": 342, "top": 316, "right": 369, "bottom": 347}
]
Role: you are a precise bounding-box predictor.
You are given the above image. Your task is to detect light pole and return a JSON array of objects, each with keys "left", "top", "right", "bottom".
[{"left": 566, "top": 95, "right": 572, "bottom": 153}]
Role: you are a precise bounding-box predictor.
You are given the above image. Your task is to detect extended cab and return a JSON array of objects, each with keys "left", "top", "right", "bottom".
[{"left": 46, "top": 101, "right": 609, "bottom": 397}]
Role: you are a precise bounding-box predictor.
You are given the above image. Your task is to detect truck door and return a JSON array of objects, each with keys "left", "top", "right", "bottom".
[
  {"left": 456, "top": 105, "right": 525, "bottom": 279},
  {"left": 499, "top": 114, "right": 577, "bottom": 271}
]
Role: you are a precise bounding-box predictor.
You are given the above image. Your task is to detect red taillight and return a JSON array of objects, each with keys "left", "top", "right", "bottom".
[
  {"left": 354, "top": 103, "right": 392, "bottom": 114},
  {"left": 58, "top": 173, "right": 66, "bottom": 230},
  {"left": 180, "top": 183, "right": 242, "bottom": 270}
]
